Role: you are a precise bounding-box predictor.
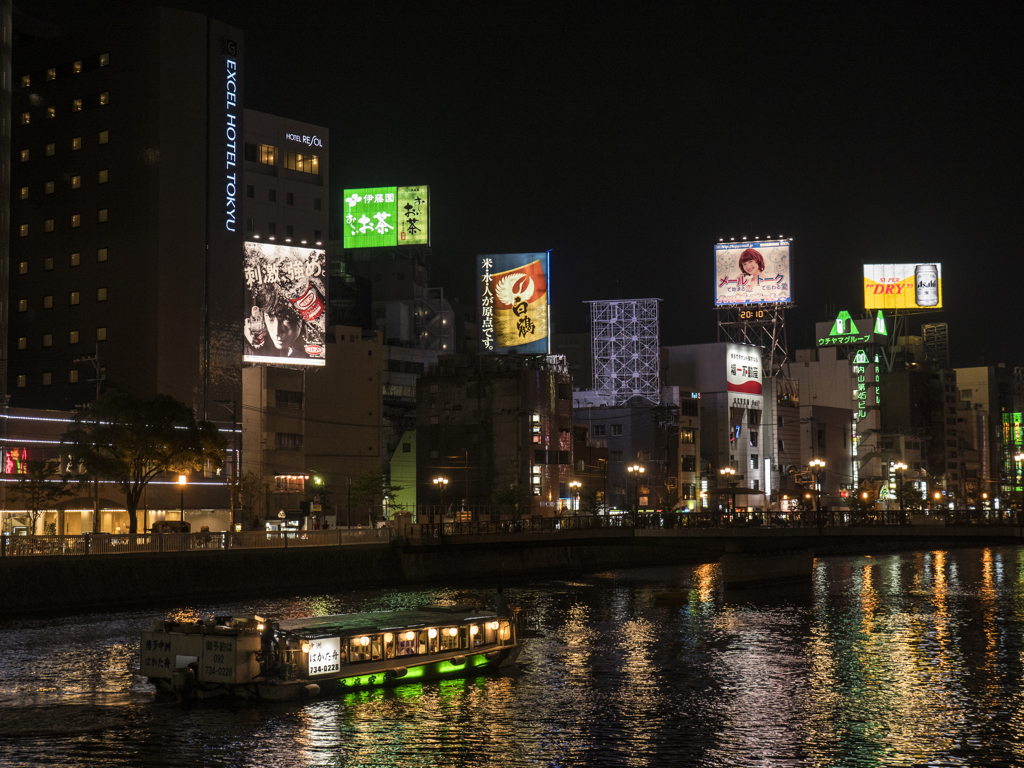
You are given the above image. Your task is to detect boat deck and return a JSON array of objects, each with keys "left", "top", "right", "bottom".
[{"left": 276, "top": 605, "right": 501, "bottom": 638}]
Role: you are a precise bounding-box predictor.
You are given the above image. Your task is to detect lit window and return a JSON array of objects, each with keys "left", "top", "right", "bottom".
[
  {"left": 73, "top": 60, "right": 82, "bottom": 74},
  {"left": 47, "top": 106, "right": 55, "bottom": 119},
  {"left": 71, "top": 175, "right": 81, "bottom": 189},
  {"left": 20, "top": 75, "right": 29, "bottom": 88},
  {"left": 98, "top": 130, "right": 108, "bottom": 144},
  {"left": 16, "top": 375, "right": 26, "bottom": 388},
  {"left": 259, "top": 144, "right": 277, "bottom": 165},
  {"left": 99, "top": 91, "right": 109, "bottom": 106},
  {"left": 43, "top": 257, "right": 53, "bottom": 271},
  {"left": 96, "top": 287, "right": 107, "bottom": 302},
  {"left": 42, "top": 334, "right": 52, "bottom": 347},
  {"left": 69, "top": 370, "right": 79, "bottom": 383},
  {"left": 44, "top": 219, "right": 54, "bottom": 232},
  {"left": 19, "top": 186, "right": 29, "bottom": 199},
  {"left": 97, "top": 208, "right": 108, "bottom": 223},
  {"left": 97, "top": 248, "right": 108, "bottom": 263},
  {"left": 70, "top": 252, "right": 81, "bottom": 267},
  {"left": 17, "top": 299, "right": 27, "bottom": 312},
  {"left": 69, "top": 330, "right": 79, "bottom": 344},
  {"left": 96, "top": 327, "right": 107, "bottom": 341},
  {"left": 97, "top": 169, "right": 108, "bottom": 184},
  {"left": 283, "top": 151, "right": 319, "bottom": 175},
  {"left": 43, "top": 295, "right": 53, "bottom": 309},
  {"left": 71, "top": 214, "right": 81, "bottom": 228},
  {"left": 18, "top": 224, "right": 28, "bottom": 237},
  {"left": 45, "top": 181, "right": 54, "bottom": 195},
  {"left": 20, "top": 112, "right": 29, "bottom": 125},
  {"left": 46, "top": 67, "right": 56, "bottom": 81},
  {"left": 72, "top": 98, "right": 82, "bottom": 112},
  {"left": 69, "top": 291, "right": 80, "bottom": 306},
  {"left": 46, "top": 143, "right": 55, "bottom": 156},
  {"left": 18, "top": 262, "right": 27, "bottom": 275},
  {"left": 17, "top": 337, "right": 27, "bottom": 350},
  {"left": 72, "top": 137, "right": 82, "bottom": 151},
  {"left": 99, "top": 53, "right": 109, "bottom": 66},
  {"left": 20, "top": 149, "right": 29, "bottom": 162},
  {"left": 42, "top": 372, "right": 52, "bottom": 386}
]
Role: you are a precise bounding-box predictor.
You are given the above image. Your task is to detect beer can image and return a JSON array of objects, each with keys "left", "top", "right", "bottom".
[{"left": 914, "top": 264, "right": 939, "bottom": 307}]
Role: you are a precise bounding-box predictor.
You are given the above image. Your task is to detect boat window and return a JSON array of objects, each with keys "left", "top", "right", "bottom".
[
  {"left": 348, "top": 636, "right": 375, "bottom": 663},
  {"left": 470, "top": 624, "right": 484, "bottom": 648},
  {"left": 424, "top": 628, "right": 439, "bottom": 654},
  {"left": 484, "top": 621, "right": 499, "bottom": 645},
  {"left": 397, "top": 630, "right": 418, "bottom": 657},
  {"left": 369, "top": 636, "right": 385, "bottom": 661},
  {"left": 439, "top": 626, "right": 460, "bottom": 652},
  {"left": 383, "top": 633, "right": 396, "bottom": 659}
]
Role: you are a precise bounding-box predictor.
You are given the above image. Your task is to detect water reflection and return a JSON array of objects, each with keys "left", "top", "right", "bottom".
[{"left": 5, "top": 548, "right": 1024, "bottom": 765}]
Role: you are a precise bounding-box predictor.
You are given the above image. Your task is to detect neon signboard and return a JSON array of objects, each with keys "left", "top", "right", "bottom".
[
  {"left": 714, "top": 240, "right": 792, "bottom": 306},
  {"left": 342, "top": 186, "right": 429, "bottom": 249}
]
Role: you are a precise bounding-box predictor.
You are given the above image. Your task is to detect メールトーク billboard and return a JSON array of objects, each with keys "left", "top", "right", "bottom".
[
  {"left": 477, "top": 252, "right": 550, "bottom": 355},
  {"left": 343, "top": 186, "right": 429, "bottom": 249},
  {"left": 243, "top": 242, "right": 326, "bottom": 366},
  {"left": 714, "top": 240, "right": 792, "bottom": 306},
  {"left": 863, "top": 263, "right": 943, "bottom": 310}
]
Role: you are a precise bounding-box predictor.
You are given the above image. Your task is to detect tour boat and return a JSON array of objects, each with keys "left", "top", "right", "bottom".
[{"left": 140, "top": 604, "right": 524, "bottom": 701}]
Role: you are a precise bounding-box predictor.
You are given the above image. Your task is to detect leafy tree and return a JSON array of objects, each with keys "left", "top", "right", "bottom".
[
  {"left": 847, "top": 486, "right": 878, "bottom": 519},
  {"left": 350, "top": 468, "right": 402, "bottom": 526},
  {"left": 896, "top": 482, "right": 925, "bottom": 513},
  {"left": 579, "top": 488, "right": 604, "bottom": 516},
  {"left": 62, "top": 391, "right": 225, "bottom": 534},
  {"left": 8, "top": 459, "right": 72, "bottom": 534},
  {"left": 491, "top": 483, "right": 532, "bottom": 521}
]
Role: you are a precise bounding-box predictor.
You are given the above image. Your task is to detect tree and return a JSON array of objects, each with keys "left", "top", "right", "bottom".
[
  {"left": 8, "top": 459, "right": 72, "bottom": 534},
  {"left": 62, "top": 391, "right": 226, "bottom": 534},
  {"left": 847, "top": 486, "right": 878, "bottom": 520},
  {"left": 491, "top": 483, "right": 532, "bottom": 521},
  {"left": 234, "top": 470, "right": 271, "bottom": 530},
  {"left": 897, "top": 482, "right": 925, "bottom": 513},
  {"left": 579, "top": 488, "right": 604, "bottom": 517},
  {"left": 350, "top": 468, "right": 402, "bottom": 527}
]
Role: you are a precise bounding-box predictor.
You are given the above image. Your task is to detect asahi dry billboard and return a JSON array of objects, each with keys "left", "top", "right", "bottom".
[{"left": 863, "top": 263, "right": 943, "bottom": 310}]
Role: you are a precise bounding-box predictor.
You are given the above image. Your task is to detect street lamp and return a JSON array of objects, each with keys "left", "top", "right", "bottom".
[
  {"left": 809, "top": 459, "right": 825, "bottom": 530},
  {"left": 432, "top": 476, "right": 449, "bottom": 524},
  {"left": 627, "top": 464, "right": 645, "bottom": 523},
  {"left": 893, "top": 461, "right": 907, "bottom": 524},
  {"left": 178, "top": 474, "right": 187, "bottom": 524},
  {"left": 719, "top": 467, "right": 736, "bottom": 516},
  {"left": 569, "top": 480, "right": 581, "bottom": 515}
]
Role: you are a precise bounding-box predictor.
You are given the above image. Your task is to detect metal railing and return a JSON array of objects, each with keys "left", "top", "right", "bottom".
[{"left": 0, "top": 527, "right": 391, "bottom": 557}]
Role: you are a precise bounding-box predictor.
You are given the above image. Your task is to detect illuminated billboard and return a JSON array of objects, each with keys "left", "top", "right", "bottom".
[
  {"left": 815, "top": 310, "right": 888, "bottom": 348},
  {"left": 243, "top": 242, "right": 326, "bottom": 366},
  {"left": 714, "top": 240, "right": 792, "bottom": 306},
  {"left": 342, "top": 186, "right": 429, "bottom": 249},
  {"left": 477, "top": 252, "right": 550, "bottom": 354},
  {"left": 863, "top": 263, "right": 943, "bottom": 310},
  {"left": 726, "top": 343, "right": 762, "bottom": 400}
]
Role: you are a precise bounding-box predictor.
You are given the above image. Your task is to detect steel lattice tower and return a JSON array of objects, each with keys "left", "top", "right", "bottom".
[
  {"left": 589, "top": 299, "right": 661, "bottom": 405},
  {"left": 716, "top": 306, "right": 790, "bottom": 376}
]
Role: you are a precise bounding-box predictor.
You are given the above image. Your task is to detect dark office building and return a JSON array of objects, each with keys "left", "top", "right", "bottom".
[{"left": 8, "top": 8, "right": 245, "bottom": 416}]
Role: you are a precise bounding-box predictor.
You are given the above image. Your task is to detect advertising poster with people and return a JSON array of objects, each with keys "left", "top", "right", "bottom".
[
  {"left": 863, "top": 263, "right": 943, "bottom": 310},
  {"left": 477, "top": 252, "right": 550, "bottom": 354},
  {"left": 243, "top": 241, "right": 326, "bottom": 366},
  {"left": 714, "top": 240, "right": 792, "bottom": 306}
]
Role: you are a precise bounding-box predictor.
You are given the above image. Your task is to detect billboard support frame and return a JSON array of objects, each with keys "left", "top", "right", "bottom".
[{"left": 716, "top": 304, "right": 789, "bottom": 377}]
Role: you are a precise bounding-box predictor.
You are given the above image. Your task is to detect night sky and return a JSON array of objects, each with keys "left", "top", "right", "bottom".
[{"left": 18, "top": 1, "right": 1024, "bottom": 368}]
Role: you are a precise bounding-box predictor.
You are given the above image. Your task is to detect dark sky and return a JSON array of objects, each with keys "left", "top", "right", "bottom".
[{"left": 18, "top": 1, "right": 1024, "bottom": 368}]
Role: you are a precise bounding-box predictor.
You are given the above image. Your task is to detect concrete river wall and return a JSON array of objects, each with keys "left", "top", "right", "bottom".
[{"left": 1, "top": 526, "right": 1018, "bottom": 616}]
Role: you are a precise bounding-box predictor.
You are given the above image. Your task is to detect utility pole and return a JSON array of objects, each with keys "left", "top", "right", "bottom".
[{"left": 74, "top": 345, "right": 104, "bottom": 534}]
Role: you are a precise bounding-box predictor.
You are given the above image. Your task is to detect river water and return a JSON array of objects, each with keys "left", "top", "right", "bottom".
[{"left": 2, "top": 546, "right": 1024, "bottom": 767}]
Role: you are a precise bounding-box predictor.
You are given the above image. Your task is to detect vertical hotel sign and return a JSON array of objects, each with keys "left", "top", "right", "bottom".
[
  {"left": 224, "top": 39, "right": 239, "bottom": 232},
  {"left": 477, "top": 252, "right": 550, "bottom": 355}
]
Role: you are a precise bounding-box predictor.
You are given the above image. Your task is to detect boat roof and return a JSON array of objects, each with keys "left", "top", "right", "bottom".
[{"left": 275, "top": 605, "right": 500, "bottom": 639}]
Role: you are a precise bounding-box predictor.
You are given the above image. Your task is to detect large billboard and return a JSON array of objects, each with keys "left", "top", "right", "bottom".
[
  {"left": 714, "top": 240, "right": 792, "bottom": 306},
  {"left": 342, "top": 186, "right": 429, "bottom": 249},
  {"left": 477, "top": 252, "right": 550, "bottom": 354},
  {"left": 726, "top": 343, "right": 762, "bottom": 404},
  {"left": 863, "top": 263, "right": 943, "bottom": 309},
  {"left": 243, "top": 242, "right": 326, "bottom": 366}
]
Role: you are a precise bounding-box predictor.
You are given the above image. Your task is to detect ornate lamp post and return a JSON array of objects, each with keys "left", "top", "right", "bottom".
[
  {"left": 809, "top": 458, "right": 825, "bottom": 530},
  {"left": 627, "top": 464, "right": 645, "bottom": 524},
  {"left": 719, "top": 467, "right": 736, "bottom": 517},
  {"left": 432, "top": 476, "right": 448, "bottom": 525},
  {"left": 178, "top": 474, "right": 187, "bottom": 524},
  {"left": 569, "top": 480, "right": 581, "bottom": 515},
  {"left": 893, "top": 461, "right": 907, "bottom": 524}
]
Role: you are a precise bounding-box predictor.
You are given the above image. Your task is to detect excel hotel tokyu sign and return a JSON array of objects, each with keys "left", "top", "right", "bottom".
[
  {"left": 477, "top": 253, "right": 550, "bottom": 355},
  {"left": 342, "top": 186, "right": 429, "bottom": 248}
]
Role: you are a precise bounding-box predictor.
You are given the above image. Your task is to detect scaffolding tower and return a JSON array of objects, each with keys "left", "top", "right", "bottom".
[
  {"left": 922, "top": 322, "right": 949, "bottom": 367},
  {"left": 716, "top": 305, "right": 789, "bottom": 376},
  {"left": 589, "top": 299, "right": 661, "bottom": 405}
]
